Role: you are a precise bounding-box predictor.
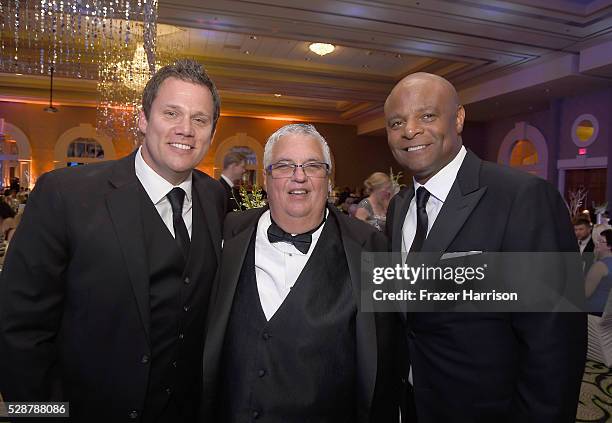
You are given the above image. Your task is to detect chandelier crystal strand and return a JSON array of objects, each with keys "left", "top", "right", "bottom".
[{"left": 1, "top": 0, "right": 160, "bottom": 140}]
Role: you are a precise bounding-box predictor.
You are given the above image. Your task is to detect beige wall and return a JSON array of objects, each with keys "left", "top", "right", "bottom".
[
  {"left": 0, "top": 102, "right": 134, "bottom": 182},
  {"left": 0, "top": 102, "right": 400, "bottom": 189}
]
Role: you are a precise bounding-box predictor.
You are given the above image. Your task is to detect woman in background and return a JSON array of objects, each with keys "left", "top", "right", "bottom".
[
  {"left": 355, "top": 172, "right": 392, "bottom": 232},
  {"left": 586, "top": 228, "right": 612, "bottom": 315}
]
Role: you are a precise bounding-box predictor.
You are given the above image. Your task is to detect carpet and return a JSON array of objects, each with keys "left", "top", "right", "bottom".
[{"left": 577, "top": 360, "right": 612, "bottom": 422}]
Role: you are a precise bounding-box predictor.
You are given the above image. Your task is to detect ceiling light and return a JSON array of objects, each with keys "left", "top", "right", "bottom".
[
  {"left": 274, "top": 93, "right": 282, "bottom": 97},
  {"left": 309, "top": 43, "right": 335, "bottom": 56}
]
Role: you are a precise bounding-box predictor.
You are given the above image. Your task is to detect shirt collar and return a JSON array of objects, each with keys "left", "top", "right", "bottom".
[
  {"left": 580, "top": 235, "right": 592, "bottom": 246},
  {"left": 135, "top": 146, "right": 192, "bottom": 205},
  {"left": 259, "top": 208, "right": 328, "bottom": 255},
  {"left": 414, "top": 145, "right": 466, "bottom": 203},
  {"left": 220, "top": 173, "right": 234, "bottom": 188}
]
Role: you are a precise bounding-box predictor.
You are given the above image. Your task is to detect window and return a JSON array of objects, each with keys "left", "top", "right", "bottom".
[
  {"left": 67, "top": 138, "right": 105, "bottom": 159},
  {"left": 571, "top": 114, "right": 599, "bottom": 147},
  {"left": 510, "top": 139, "right": 538, "bottom": 167}
]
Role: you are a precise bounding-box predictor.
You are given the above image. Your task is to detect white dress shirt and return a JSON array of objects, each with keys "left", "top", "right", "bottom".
[
  {"left": 401, "top": 146, "right": 466, "bottom": 385},
  {"left": 134, "top": 146, "right": 193, "bottom": 239},
  {"left": 220, "top": 173, "right": 234, "bottom": 188},
  {"left": 401, "top": 146, "right": 467, "bottom": 254},
  {"left": 579, "top": 235, "right": 592, "bottom": 254},
  {"left": 254, "top": 209, "right": 327, "bottom": 321}
]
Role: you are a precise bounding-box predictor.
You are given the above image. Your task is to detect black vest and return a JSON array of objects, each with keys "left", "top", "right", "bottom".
[
  {"left": 219, "top": 215, "right": 357, "bottom": 422},
  {"left": 139, "top": 184, "right": 217, "bottom": 422}
]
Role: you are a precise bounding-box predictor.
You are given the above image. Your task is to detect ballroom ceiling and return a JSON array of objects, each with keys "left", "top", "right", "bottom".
[{"left": 2, "top": 0, "right": 612, "bottom": 129}]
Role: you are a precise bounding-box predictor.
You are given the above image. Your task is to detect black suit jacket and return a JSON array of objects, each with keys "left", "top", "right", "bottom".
[
  {"left": 219, "top": 176, "right": 241, "bottom": 212},
  {"left": 0, "top": 151, "right": 225, "bottom": 419},
  {"left": 581, "top": 237, "right": 595, "bottom": 273},
  {"left": 200, "top": 206, "right": 400, "bottom": 422},
  {"left": 386, "top": 149, "right": 586, "bottom": 423}
]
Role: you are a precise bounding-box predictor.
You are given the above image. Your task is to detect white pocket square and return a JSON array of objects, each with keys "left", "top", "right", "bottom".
[{"left": 440, "top": 251, "right": 483, "bottom": 260}]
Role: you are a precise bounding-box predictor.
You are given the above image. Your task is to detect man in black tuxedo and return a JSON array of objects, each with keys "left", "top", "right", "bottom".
[
  {"left": 574, "top": 216, "right": 595, "bottom": 272},
  {"left": 384, "top": 73, "right": 586, "bottom": 422},
  {"left": 200, "top": 123, "right": 400, "bottom": 422},
  {"left": 219, "top": 151, "right": 246, "bottom": 212},
  {"left": 0, "top": 59, "right": 226, "bottom": 422}
]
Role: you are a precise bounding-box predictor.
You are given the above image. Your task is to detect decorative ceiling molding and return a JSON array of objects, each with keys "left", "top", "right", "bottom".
[{"left": 2, "top": 0, "right": 612, "bottom": 126}]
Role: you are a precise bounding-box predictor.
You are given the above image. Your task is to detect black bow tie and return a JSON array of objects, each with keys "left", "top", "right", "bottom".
[{"left": 267, "top": 218, "right": 326, "bottom": 254}]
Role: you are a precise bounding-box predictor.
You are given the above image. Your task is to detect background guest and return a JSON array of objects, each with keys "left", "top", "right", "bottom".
[
  {"left": 355, "top": 172, "right": 392, "bottom": 232},
  {"left": 219, "top": 152, "right": 247, "bottom": 212},
  {"left": 586, "top": 229, "right": 612, "bottom": 316},
  {"left": 574, "top": 216, "right": 595, "bottom": 273}
]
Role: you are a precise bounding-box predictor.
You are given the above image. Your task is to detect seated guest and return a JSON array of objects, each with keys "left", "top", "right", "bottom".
[
  {"left": 355, "top": 172, "right": 392, "bottom": 232},
  {"left": 592, "top": 224, "right": 612, "bottom": 248},
  {"left": 200, "top": 123, "right": 400, "bottom": 422},
  {"left": 0, "top": 198, "right": 15, "bottom": 226},
  {"left": 574, "top": 216, "right": 594, "bottom": 272},
  {"left": 220, "top": 152, "right": 247, "bottom": 211},
  {"left": 586, "top": 229, "right": 612, "bottom": 315}
]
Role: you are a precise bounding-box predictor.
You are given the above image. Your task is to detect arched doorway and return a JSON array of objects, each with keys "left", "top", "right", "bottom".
[
  {"left": 498, "top": 122, "right": 548, "bottom": 179},
  {"left": 214, "top": 133, "right": 264, "bottom": 186},
  {"left": 54, "top": 124, "right": 115, "bottom": 168},
  {"left": 0, "top": 120, "right": 33, "bottom": 188}
]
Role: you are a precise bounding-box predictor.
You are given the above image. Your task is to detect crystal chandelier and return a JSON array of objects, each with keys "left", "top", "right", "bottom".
[
  {"left": 0, "top": 0, "right": 158, "bottom": 78},
  {"left": 0, "top": 0, "right": 159, "bottom": 141},
  {"left": 96, "top": 41, "right": 156, "bottom": 141},
  {"left": 118, "top": 43, "right": 157, "bottom": 93},
  {"left": 96, "top": 25, "right": 185, "bottom": 142}
]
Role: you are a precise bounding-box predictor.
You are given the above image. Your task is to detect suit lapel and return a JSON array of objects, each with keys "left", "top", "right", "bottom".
[
  {"left": 214, "top": 220, "right": 257, "bottom": 314},
  {"left": 392, "top": 188, "right": 414, "bottom": 252},
  {"left": 193, "top": 173, "right": 222, "bottom": 263},
  {"left": 106, "top": 152, "right": 151, "bottom": 346},
  {"left": 423, "top": 149, "right": 487, "bottom": 253},
  {"left": 202, "top": 208, "right": 265, "bottom": 391},
  {"left": 332, "top": 208, "right": 377, "bottom": 418}
]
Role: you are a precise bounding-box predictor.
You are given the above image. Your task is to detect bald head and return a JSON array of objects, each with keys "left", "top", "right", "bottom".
[
  {"left": 384, "top": 72, "right": 465, "bottom": 184},
  {"left": 385, "top": 72, "right": 460, "bottom": 112}
]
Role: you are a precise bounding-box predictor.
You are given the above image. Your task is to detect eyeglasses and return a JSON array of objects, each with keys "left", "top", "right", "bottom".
[{"left": 266, "top": 161, "right": 330, "bottom": 178}]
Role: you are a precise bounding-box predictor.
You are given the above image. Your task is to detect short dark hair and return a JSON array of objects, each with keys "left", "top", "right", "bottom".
[
  {"left": 223, "top": 152, "right": 247, "bottom": 169},
  {"left": 141, "top": 58, "right": 221, "bottom": 131},
  {"left": 601, "top": 229, "right": 612, "bottom": 247},
  {"left": 573, "top": 217, "right": 591, "bottom": 227},
  {"left": 0, "top": 199, "right": 15, "bottom": 219}
]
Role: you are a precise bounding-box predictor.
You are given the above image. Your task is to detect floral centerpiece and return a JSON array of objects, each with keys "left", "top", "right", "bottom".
[
  {"left": 389, "top": 167, "right": 406, "bottom": 195},
  {"left": 232, "top": 184, "right": 267, "bottom": 211}
]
